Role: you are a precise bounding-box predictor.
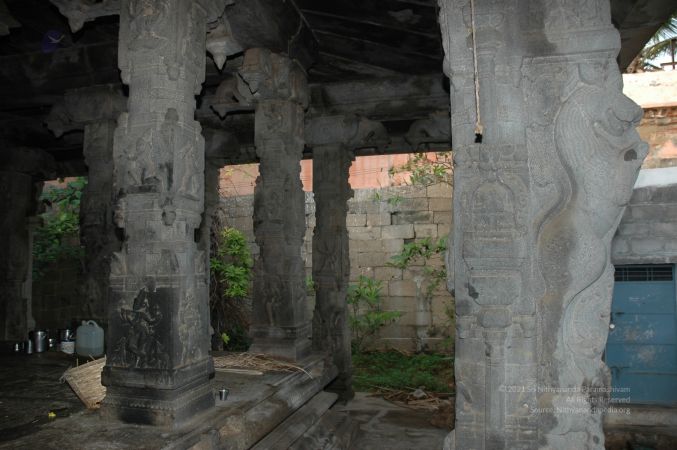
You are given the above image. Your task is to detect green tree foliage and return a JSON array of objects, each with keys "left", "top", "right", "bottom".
[
  {"left": 627, "top": 12, "right": 677, "bottom": 72},
  {"left": 388, "top": 237, "right": 454, "bottom": 351},
  {"left": 347, "top": 275, "right": 403, "bottom": 352},
  {"left": 209, "top": 227, "right": 253, "bottom": 351},
  {"left": 33, "top": 178, "right": 86, "bottom": 278},
  {"left": 389, "top": 151, "right": 453, "bottom": 187}
]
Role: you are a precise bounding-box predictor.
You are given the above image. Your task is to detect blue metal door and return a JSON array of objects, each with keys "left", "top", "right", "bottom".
[{"left": 606, "top": 265, "right": 677, "bottom": 405}]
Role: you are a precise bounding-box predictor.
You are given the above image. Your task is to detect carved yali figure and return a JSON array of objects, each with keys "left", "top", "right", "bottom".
[{"left": 539, "top": 60, "right": 647, "bottom": 448}]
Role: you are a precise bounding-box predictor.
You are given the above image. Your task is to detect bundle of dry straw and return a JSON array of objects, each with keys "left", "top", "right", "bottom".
[
  {"left": 61, "top": 357, "right": 106, "bottom": 409},
  {"left": 212, "top": 353, "right": 311, "bottom": 378}
]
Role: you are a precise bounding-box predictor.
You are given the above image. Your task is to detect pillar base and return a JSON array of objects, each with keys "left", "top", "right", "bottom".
[
  {"left": 249, "top": 324, "right": 311, "bottom": 362},
  {"left": 101, "top": 358, "right": 215, "bottom": 429},
  {"left": 101, "top": 376, "right": 214, "bottom": 429}
]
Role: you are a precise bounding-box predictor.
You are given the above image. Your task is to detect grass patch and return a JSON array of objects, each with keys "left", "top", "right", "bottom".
[{"left": 352, "top": 350, "right": 454, "bottom": 395}]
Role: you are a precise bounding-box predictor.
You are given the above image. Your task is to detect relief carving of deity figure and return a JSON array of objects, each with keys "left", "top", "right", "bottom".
[{"left": 127, "top": 0, "right": 169, "bottom": 51}]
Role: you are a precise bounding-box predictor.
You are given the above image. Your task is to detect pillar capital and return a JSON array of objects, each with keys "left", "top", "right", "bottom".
[
  {"left": 238, "top": 48, "right": 309, "bottom": 107},
  {"left": 46, "top": 85, "right": 126, "bottom": 137},
  {"left": 305, "top": 115, "right": 388, "bottom": 149}
]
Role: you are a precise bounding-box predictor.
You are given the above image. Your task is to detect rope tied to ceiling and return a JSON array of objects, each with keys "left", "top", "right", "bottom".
[{"left": 469, "top": 0, "right": 483, "bottom": 143}]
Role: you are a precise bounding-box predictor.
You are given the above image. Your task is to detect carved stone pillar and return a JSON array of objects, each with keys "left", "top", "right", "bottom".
[
  {"left": 0, "top": 148, "right": 54, "bottom": 341},
  {"left": 101, "top": 0, "right": 226, "bottom": 428},
  {"left": 306, "top": 115, "right": 388, "bottom": 399},
  {"left": 438, "top": 1, "right": 647, "bottom": 449},
  {"left": 238, "top": 48, "right": 310, "bottom": 361},
  {"left": 47, "top": 85, "right": 125, "bottom": 321}
]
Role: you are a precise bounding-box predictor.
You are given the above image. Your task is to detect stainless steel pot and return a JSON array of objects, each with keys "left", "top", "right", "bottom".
[
  {"left": 58, "top": 329, "right": 74, "bottom": 342},
  {"left": 33, "top": 330, "right": 48, "bottom": 353}
]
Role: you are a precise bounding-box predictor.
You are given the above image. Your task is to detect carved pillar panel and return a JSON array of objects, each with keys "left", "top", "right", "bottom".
[
  {"left": 438, "top": 1, "right": 647, "bottom": 449},
  {"left": 101, "top": 0, "right": 226, "bottom": 428},
  {"left": 0, "top": 148, "right": 54, "bottom": 341},
  {"left": 238, "top": 48, "right": 311, "bottom": 361},
  {"left": 47, "top": 85, "right": 125, "bottom": 322}
]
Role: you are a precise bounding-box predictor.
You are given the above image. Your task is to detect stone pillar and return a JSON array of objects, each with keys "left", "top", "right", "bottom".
[
  {"left": 102, "top": 0, "right": 226, "bottom": 428},
  {"left": 438, "top": 1, "right": 647, "bottom": 449},
  {"left": 306, "top": 115, "right": 388, "bottom": 399},
  {"left": 47, "top": 85, "right": 125, "bottom": 321},
  {"left": 238, "top": 48, "right": 310, "bottom": 361},
  {"left": 0, "top": 149, "right": 54, "bottom": 341}
]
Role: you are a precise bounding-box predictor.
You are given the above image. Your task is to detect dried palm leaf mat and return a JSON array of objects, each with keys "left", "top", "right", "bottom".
[
  {"left": 60, "top": 357, "right": 106, "bottom": 409},
  {"left": 212, "top": 353, "right": 312, "bottom": 379}
]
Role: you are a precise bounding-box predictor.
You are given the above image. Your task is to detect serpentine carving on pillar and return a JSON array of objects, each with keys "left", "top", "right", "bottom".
[{"left": 438, "top": 1, "right": 647, "bottom": 449}]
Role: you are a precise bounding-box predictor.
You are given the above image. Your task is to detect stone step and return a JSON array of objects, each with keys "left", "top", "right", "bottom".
[
  {"left": 217, "top": 353, "right": 339, "bottom": 450},
  {"left": 288, "top": 408, "right": 358, "bottom": 450},
  {"left": 251, "top": 391, "right": 338, "bottom": 450}
]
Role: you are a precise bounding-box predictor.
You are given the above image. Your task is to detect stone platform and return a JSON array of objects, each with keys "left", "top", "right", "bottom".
[{"left": 0, "top": 351, "right": 339, "bottom": 449}]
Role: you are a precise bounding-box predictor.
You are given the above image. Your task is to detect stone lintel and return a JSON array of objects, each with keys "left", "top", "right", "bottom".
[{"left": 305, "top": 115, "right": 389, "bottom": 150}]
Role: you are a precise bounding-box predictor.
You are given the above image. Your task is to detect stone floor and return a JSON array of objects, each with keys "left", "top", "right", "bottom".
[
  {"left": 341, "top": 393, "right": 448, "bottom": 450},
  {"left": 1, "top": 352, "right": 675, "bottom": 449}
]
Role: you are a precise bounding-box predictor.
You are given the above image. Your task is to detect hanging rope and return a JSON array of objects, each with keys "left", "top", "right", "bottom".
[{"left": 469, "top": 0, "right": 483, "bottom": 142}]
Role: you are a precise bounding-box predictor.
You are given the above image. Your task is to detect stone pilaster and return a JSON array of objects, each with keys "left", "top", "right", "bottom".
[
  {"left": 238, "top": 48, "right": 310, "bottom": 361},
  {"left": 438, "top": 1, "right": 647, "bottom": 449},
  {"left": 306, "top": 115, "right": 388, "bottom": 398},
  {"left": 0, "top": 148, "right": 54, "bottom": 341},
  {"left": 47, "top": 85, "right": 125, "bottom": 322},
  {"left": 101, "top": 0, "right": 226, "bottom": 428}
]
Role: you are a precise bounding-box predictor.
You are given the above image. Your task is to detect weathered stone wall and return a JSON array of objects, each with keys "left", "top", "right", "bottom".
[
  {"left": 639, "top": 107, "right": 677, "bottom": 169},
  {"left": 612, "top": 171, "right": 677, "bottom": 265},
  {"left": 32, "top": 253, "right": 87, "bottom": 330},
  {"left": 218, "top": 182, "right": 454, "bottom": 352}
]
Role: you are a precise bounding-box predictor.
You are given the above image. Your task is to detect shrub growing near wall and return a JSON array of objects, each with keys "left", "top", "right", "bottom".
[
  {"left": 210, "top": 227, "right": 253, "bottom": 351},
  {"left": 33, "top": 178, "right": 86, "bottom": 278}
]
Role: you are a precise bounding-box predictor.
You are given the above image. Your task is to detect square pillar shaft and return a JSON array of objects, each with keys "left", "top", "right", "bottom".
[
  {"left": 101, "top": 0, "right": 226, "bottom": 428},
  {"left": 438, "top": 1, "right": 648, "bottom": 449},
  {"left": 312, "top": 143, "right": 354, "bottom": 400},
  {"left": 241, "top": 49, "right": 311, "bottom": 361}
]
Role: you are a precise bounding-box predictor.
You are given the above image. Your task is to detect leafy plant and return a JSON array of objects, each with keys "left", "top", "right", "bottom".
[
  {"left": 347, "top": 275, "right": 403, "bottom": 352},
  {"left": 389, "top": 152, "right": 453, "bottom": 187},
  {"left": 33, "top": 178, "right": 86, "bottom": 278},
  {"left": 386, "top": 194, "right": 403, "bottom": 207},
  {"left": 388, "top": 237, "right": 447, "bottom": 302},
  {"left": 352, "top": 350, "right": 454, "bottom": 394},
  {"left": 305, "top": 275, "right": 316, "bottom": 294},
  {"left": 388, "top": 237, "right": 453, "bottom": 352},
  {"left": 210, "top": 227, "right": 253, "bottom": 351}
]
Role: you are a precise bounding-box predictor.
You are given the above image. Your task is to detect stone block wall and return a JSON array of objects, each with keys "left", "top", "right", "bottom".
[
  {"left": 612, "top": 174, "right": 677, "bottom": 265},
  {"left": 218, "top": 182, "right": 454, "bottom": 352}
]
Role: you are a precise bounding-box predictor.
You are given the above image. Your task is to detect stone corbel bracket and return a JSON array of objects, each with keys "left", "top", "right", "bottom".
[
  {"left": 208, "top": 75, "right": 255, "bottom": 119},
  {"left": 206, "top": 2, "right": 241, "bottom": 71},
  {"left": 405, "top": 111, "right": 451, "bottom": 150},
  {"left": 238, "top": 47, "right": 309, "bottom": 107},
  {"left": 45, "top": 85, "right": 126, "bottom": 137},
  {"left": 0, "top": 0, "right": 20, "bottom": 36},
  {"left": 50, "top": 0, "right": 120, "bottom": 33},
  {"left": 51, "top": 0, "right": 231, "bottom": 71},
  {"left": 305, "top": 115, "right": 389, "bottom": 150}
]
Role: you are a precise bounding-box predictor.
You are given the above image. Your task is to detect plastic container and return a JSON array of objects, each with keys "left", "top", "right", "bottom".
[{"left": 75, "top": 320, "right": 104, "bottom": 357}]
